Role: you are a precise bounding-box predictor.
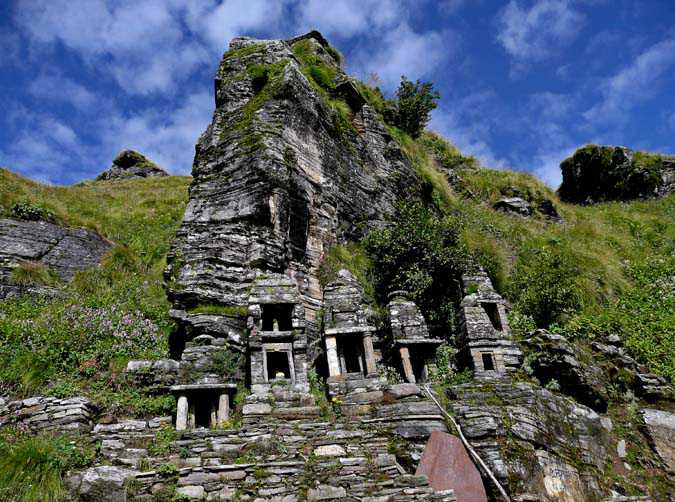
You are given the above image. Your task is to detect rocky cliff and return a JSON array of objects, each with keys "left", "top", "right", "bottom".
[{"left": 165, "top": 32, "right": 420, "bottom": 348}]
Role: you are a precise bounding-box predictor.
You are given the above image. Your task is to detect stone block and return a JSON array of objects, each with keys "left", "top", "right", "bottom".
[
  {"left": 314, "top": 444, "right": 347, "bottom": 457},
  {"left": 415, "top": 431, "right": 487, "bottom": 500},
  {"left": 307, "top": 485, "right": 347, "bottom": 501}
]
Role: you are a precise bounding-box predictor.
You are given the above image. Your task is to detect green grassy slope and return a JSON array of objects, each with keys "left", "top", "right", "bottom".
[{"left": 0, "top": 168, "right": 191, "bottom": 413}]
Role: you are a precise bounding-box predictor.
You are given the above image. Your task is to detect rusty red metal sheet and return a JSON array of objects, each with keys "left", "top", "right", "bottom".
[{"left": 415, "top": 430, "right": 488, "bottom": 502}]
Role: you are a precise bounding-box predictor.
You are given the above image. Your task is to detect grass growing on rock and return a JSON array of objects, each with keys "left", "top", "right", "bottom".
[{"left": 0, "top": 169, "right": 191, "bottom": 412}]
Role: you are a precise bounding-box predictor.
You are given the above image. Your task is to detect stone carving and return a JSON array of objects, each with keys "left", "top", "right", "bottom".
[
  {"left": 247, "top": 273, "right": 311, "bottom": 398},
  {"left": 457, "top": 270, "right": 522, "bottom": 378},
  {"left": 388, "top": 290, "right": 444, "bottom": 384}
]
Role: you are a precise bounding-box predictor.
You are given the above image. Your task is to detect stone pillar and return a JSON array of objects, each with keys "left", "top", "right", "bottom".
[
  {"left": 176, "top": 395, "right": 188, "bottom": 431},
  {"left": 325, "top": 336, "right": 340, "bottom": 377},
  {"left": 363, "top": 334, "right": 377, "bottom": 376},
  {"left": 217, "top": 393, "right": 230, "bottom": 426},
  {"left": 210, "top": 402, "right": 218, "bottom": 428},
  {"left": 188, "top": 403, "right": 196, "bottom": 429},
  {"left": 399, "top": 346, "right": 416, "bottom": 383}
]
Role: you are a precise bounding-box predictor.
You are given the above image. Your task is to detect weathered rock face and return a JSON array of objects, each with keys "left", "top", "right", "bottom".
[
  {"left": 165, "top": 32, "right": 420, "bottom": 348},
  {"left": 641, "top": 408, "right": 675, "bottom": 473},
  {"left": 97, "top": 150, "right": 167, "bottom": 180},
  {"left": 448, "top": 381, "right": 611, "bottom": 501},
  {"left": 522, "top": 329, "right": 609, "bottom": 412},
  {"left": 558, "top": 145, "right": 675, "bottom": 203},
  {"left": 0, "top": 217, "right": 111, "bottom": 298}
]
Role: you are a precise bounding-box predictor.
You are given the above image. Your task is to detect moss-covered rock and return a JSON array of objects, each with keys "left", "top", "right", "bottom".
[
  {"left": 97, "top": 150, "right": 168, "bottom": 181},
  {"left": 558, "top": 145, "right": 675, "bottom": 203}
]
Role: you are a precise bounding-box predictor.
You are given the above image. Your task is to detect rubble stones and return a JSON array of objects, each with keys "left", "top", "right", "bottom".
[
  {"left": 66, "top": 466, "right": 137, "bottom": 502},
  {"left": 0, "top": 396, "right": 95, "bottom": 432}
]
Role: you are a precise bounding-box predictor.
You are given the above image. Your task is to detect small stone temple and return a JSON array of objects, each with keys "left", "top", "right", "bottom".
[
  {"left": 246, "top": 273, "right": 310, "bottom": 397},
  {"left": 456, "top": 270, "right": 522, "bottom": 378},
  {"left": 322, "top": 270, "right": 383, "bottom": 396},
  {"left": 388, "top": 291, "right": 444, "bottom": 383},
  {"left": 169, "top": 334, "right": 240, "bottom": 430}
]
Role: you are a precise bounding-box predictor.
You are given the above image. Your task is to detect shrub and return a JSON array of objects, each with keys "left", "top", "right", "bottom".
[
  {"left": 508, "top": 241, "right": 584, "bottom": 327},
  {"left": 364, "top": 201, "right": 469, "bottom": 333},
  {"left": 394, "top": 76, "right": 439, "bottom": 138},
  {"left": 10, "top": 201, "right": 55, "bottom": 222}
]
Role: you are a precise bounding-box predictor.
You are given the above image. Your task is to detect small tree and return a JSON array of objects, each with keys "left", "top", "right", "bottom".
[{"left": 395, "top": 76, "right": 439, "bottom": 138}]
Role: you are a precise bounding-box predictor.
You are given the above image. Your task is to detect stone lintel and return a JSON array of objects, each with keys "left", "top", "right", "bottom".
[
  {"left": 325, "top": 326, "right": 376, "bottom": 336},
  {"left": 170, "top": 383, "right": 238, "bottom": 393},
  {"left": 395, "top": 338, "right": 445, "bottom": 345}
]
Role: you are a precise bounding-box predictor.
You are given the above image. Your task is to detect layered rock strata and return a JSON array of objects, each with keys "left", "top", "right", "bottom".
[
  {"left": 165, "top": 32, "right": 420, "bottom": 354},
  {"left": 0, "top": 396, "right": 95, "bottom": 432}
]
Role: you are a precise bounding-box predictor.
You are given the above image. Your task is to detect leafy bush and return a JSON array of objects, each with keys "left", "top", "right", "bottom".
[
  {"left": 508, "top": 241, "right": 584, "bottom": 327},
  {"left": 393, "top": 76, "right": 439, "bottom": 138},
  {"left": 10, "top": 201, "right": 55, "bottom": 222},
  {"left": 0, "top": 430, "right": 96, "bottom": 502},
  {"left": 365, "top": 201, "right": 468, "bottom": 332},
  {"left": 560, "top": 258, "right": 675, "bottom": 382}
]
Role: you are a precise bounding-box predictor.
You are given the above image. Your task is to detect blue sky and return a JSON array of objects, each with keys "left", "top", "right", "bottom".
[{"left": 1, "top": 0, "right": 674, "bottom": 187}]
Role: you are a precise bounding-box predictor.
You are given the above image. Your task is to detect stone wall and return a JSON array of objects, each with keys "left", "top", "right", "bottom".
[{"left": 0, "top": 396, "right": 95, "bottom": 432}]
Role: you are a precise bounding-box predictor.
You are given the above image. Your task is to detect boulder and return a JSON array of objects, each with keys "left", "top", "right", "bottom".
[
  {"left": 67, "top": 466, "right": 137, "bottom": 502},
  {"left": 0, "top": 217, "right": 111, "bottom": 299},
  {"left": 97, "top": 150, "right": 167, "bottom": 180},
  {"left": 494, "top": 197, "right": 532, "bottom": 217},
  {"left": 559, "top": 145, "right": 675, "bottom": 203},
  {"left": 641, "top": 408, "right": 675, "bottom": 472}
]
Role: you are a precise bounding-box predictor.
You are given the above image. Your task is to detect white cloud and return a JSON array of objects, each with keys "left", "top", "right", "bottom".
[
  {"left": 104, "top": 91, "right": 213, "bottom": 175},
  {"left": 497, "top": 0, "right": 584, "bottom": 75},
  {"left": 28, "top": 74, "right": 98, "bottom": 111},
  {"left": 531, "top": 146, "right": 576, "bottom": 188},
  {"left": 431, "top": 94, "right": 510, "bottom": 170},
  {"left": 295, "top": 0, "right": 403, "bottom": 39},
  {"left": 583, "top": 38, "right": 675, "bottom": 125},
  {"left": 352, "top": 23, "right": 454, "bottom": 90}
]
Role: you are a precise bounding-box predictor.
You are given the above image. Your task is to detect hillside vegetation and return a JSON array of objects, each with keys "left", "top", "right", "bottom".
[{"left": 0, "top": 168, "right": 191, "bottom": 414}]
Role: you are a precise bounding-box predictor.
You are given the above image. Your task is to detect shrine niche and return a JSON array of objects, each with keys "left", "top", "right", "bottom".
[
  {"left": 457, "top": 270, "right": 522, "bottom": 378},
  {"left": 247, "top": 273, "right": 310, "bottom": 396},
  {"left": 387, "top": 291, "right": 444, "bottom": 384}
]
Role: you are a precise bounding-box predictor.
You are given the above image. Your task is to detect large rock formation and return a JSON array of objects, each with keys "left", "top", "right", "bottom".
[
  {"left": 97, "top": 150, "right": 168, "bottom": 180},
  {"left": 165, "top": 32, "right": 420, "bottom": 352},
  {"left": 558, "top": 145, "right": 675, "bottom": 203},
  {"left": 0, "top": 217, "right": 111, "bottom": 298}
]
